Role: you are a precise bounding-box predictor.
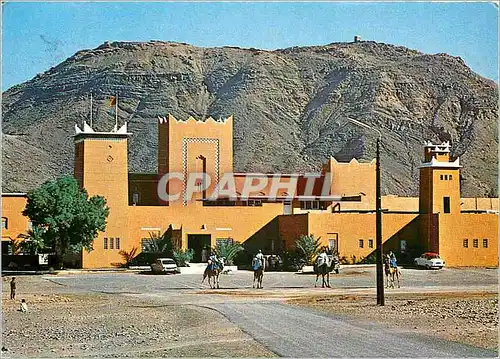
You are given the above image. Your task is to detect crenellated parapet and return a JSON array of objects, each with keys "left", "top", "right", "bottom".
[
  {"left": 328, "top": 156, "right": 376, "bottom": 167},
  {"left": 157, "top": 114, "right": 234, "bottom": 187},
  {"left": 421, "top": 141, "right": 461, "bottom": 169},
  {"left": 157, "top": 114, "right": 233, "bottom": 125},
  {"left": 74, "top": 121, "right": 130, "bottom": 137}
]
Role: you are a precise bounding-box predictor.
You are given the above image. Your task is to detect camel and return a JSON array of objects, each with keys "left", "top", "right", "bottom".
[
  {"left": 314, "top": 254, "right": 333, "bottom": 288},
  {"left": 201, "top": 257, "right": 225, "bottom": 289},
  {"left": 252, "top": 257, "right": 265, "bottom": 289}
]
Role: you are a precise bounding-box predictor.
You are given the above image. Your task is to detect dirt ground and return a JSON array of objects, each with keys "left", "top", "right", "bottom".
[
  {"left": 1, "top": 276, "right": 276, "bottom": 358},
  {"left": 288, "top": 291, "right": 499, "bottom": 351}
]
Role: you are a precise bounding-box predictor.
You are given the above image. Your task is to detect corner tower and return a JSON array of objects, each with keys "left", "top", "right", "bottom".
[
  {"left": 74, "top": 121, "right": 131, "bottom": 268},
  {"left": 419, "top": 141, "right": 461, "bottom": 215}
]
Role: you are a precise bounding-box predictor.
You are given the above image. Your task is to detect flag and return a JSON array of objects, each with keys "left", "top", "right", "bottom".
[{"left": 109, "top": 96, "right": 116, "bottom": 106}]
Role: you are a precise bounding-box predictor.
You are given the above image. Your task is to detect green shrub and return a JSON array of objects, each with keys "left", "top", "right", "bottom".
[
  {"left": 339, "top": 255, "right": 349, "bottom": 265},
  {"left": 294, "top": 235, "right": 322, "bottom": 265},
  {"left": 281, "top": 249, "right": 306, "bottom": 271},
  {"left": 360, "top": 253, "right": 377, "bottom": 264},
  {"left": 173, "top": 248, "right": 194, "bottom": 267}
]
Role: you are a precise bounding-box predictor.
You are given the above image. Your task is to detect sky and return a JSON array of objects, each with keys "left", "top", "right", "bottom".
[{"left": 1, "top": 2, "right": 498, "bottom": 91}]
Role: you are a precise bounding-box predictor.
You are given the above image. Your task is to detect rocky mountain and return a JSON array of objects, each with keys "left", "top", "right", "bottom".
[{"left": 2, "top": 40, "right": 498, "bottom": 197}]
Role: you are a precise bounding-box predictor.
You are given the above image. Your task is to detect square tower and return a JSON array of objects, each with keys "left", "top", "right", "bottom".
[
  {"left": 74, "top": 122, "right": 131, "bottom": 268},
  {"left": 157, "top": 115, "right": 233, "bottom": 206},
  {"left": 419, "top": 141, "right": 461, "bottom": 215}
]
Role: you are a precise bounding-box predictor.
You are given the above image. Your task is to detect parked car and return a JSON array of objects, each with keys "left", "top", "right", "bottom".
[
  {"left": 414, "top": 252, "right": 445, "bottom": 269},
  {"left": 151, "top": 258, "right": 178, "bottom": 274}
]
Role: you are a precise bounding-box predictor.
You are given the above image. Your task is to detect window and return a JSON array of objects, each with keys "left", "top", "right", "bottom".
[
  {"left": 483, "top": 239, "right": 488, "bottom": 248},
  {"left": 1, "top": 217, "right": 7, "bottom": 230},
  {"left": 368, "top": 239, "right": 373, "bottom": 248},
  {"left": 329, "top": 239, "right": 337, "bottom": 251},
  {"left": 115, "top": 238, "right": 120, "bottom": 250},
  {"left": 104, "top": 237, "right": 108, "bottom": 249},
  {"left": 440, "top": 175, "right": 444, "bottom": 180},
  {"left": 358, "top": 239, "right": 364, "bottom": 248},
  {"left": 473, "top": 239, "right": 478, "bottom": 248},
  {"left": 109, "top": 237, "right": 114, "bottom": 249},
  {"left": 449, "top": 175, "right": 452, "bottom": 180},
  {"left": 444, "top": 175, "right": 448, "bottom": 180},
  {"left": 301, "top": 200, "right": 324, "bottom": 210},
  {"left": 463, "top": 239, "right": 468, "bottom": 248},
  {"left": 443, "top": 197, "right": 450, "bottom": 213},
  {"left": 247, "top": 200, "right": 262, "bottom": 207},
  {"left": 400, "top": 239, "right": 407, "bottom": 253}
]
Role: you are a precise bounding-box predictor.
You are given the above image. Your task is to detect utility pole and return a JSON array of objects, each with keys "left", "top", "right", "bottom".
[
  {"left": 347, "top": 117, "right": 385, "bottom": 306},
  {"left": 89, "top": 92, "right": 93, "bottom": 128},
  {"left": 376, "top": 137, "right": 384, "bottom": 306}
]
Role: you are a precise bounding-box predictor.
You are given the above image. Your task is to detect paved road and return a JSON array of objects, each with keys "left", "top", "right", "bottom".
[
  {"left": 44, "top": 268, "right": 498, "bottom": 357},
  {"left": 210, "top": 302, "right": 496, "bottom": 357},
  {"left": 46, "top": 267, "right": 498, "bottom": 295}
]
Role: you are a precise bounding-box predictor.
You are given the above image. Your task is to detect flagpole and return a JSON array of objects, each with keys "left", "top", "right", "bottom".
[
  {"left": 115, "top": 93, "right": 118, "bottom": 129},
  {"left": 90, "top": 92, "right": 93, "bottom": 128}
]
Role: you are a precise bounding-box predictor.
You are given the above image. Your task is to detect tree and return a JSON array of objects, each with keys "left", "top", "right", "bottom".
[
  {"left": 22, "top": 176, "right": 109, "bottom": 267},
  {"left": 294, "top": 234, "right": 322, "bottom": 265},
  {"left": 19, "top": 226, "right": 47, "bottom": 255}
]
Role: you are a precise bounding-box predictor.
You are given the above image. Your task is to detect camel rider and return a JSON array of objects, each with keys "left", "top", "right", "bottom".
[
  {"left": 254, "top": 249, "right": 264, "bottom": 270},
  {"left": 208, "top": 253, "right": 220, "bottom": 271},
  {"left": 389, "top": 251, "right": 398, "bottom": 268},
  {"left": 317, "top": 248, "right": 328, "bottom": 267}
]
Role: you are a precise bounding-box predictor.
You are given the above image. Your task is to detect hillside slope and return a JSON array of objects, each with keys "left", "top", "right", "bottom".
[{"left": 2, "top": 40, "right": 498, "bottom": 196}]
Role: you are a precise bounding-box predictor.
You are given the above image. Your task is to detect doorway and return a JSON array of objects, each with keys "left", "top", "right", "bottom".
[
  {"left": 187, "top": 234, "right": 211, "bottom": 262},
  {"left": 328, "top": 233, "right": 339, "bottom": 254}
]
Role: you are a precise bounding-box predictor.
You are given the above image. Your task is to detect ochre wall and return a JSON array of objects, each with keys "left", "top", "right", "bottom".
[
  {"left": 126, "top": 202, "right": 284, "bottom": 259},
  {"left": 327, "top": 158, "right": 376, "bottom": 210},
  {"left": 1, "top": 195, "right": 29, "bottom": 243},
  {"left": 278, "top": 214, "right": 309, "bottom": 249},
  {"left": 382, "top": 196, "right": 419, "bottom": 212},
  {"left": 306, "top": 212, "right": 417, "bottom": 262},
  {"left": 438, "top": 214, "right": 498, "bottom": 267},
  {"left": 461, "top": 198, "right": 499, "bottom": 211}
]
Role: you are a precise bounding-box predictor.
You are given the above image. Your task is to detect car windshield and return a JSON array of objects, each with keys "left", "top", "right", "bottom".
[{"left": 162, "top": 259, "right": 176, "bottom": 265}]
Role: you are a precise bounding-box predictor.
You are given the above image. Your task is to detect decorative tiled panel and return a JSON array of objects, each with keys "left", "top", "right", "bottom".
[{"left": 182, "top": 138, "right": 220, "bottom": 206}]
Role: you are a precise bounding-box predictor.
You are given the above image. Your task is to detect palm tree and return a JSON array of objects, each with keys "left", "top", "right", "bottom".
[
  {"left": 213, "top": 241, "right": 244, "bottom": 265},
  {"left": 19, "top": 226, "right": 47, "bottom": 255},
  {"left": 294, "top": 234, "right": 322, "bottom": 265}
]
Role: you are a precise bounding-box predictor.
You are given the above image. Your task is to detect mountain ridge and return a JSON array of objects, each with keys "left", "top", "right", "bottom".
[{"left": 2, "top": 40, "right": 498, "bottom": 197}]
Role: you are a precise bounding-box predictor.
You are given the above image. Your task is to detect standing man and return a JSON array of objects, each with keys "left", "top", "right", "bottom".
[{"left": 10, "top": 277, "right": 16, "bottom": 300}]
